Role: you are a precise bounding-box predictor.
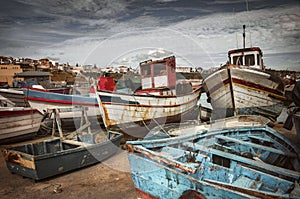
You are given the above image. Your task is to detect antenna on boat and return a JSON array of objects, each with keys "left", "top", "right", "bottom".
[
  {"left": 246, "top": 0, "right": 253, "bottom": 47},
  {"left": 243, "top": 24, "right": 246, "bottom": 49},
  {"left": 233, "top": 8, "right": 239, "bottom": 49}
]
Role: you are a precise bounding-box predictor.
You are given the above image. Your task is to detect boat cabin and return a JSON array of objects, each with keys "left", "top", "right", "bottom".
[
  {"left": 228, "top": 47, "right": 263, "bottom": 69},
  {"left": 139, "top": 56, "right": 176, "bottom": 90}
]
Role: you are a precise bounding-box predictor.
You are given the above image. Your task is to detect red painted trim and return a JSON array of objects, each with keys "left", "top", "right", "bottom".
[
  {"left": 208, "top": 77, "right": 284, "bottom": 98},
  {"left": 24, "top": 96, "right": 98, "bottom": 106},
  {"left": 0, "top": 109, "right": 41, "bottom": 117},
  {"left": 232, "top": 78, "right": 284, "bottom": 97}
]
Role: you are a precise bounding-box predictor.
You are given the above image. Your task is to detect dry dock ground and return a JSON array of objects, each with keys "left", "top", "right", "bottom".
[
  {"left": 0, "top": 122, "right": 298, "bottom": 199},
  {"left": 0, "top": 144, "right": 136, "bottom": 199}
]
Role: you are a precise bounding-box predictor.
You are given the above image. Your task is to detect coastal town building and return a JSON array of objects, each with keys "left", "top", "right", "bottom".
[
  {"left": 14, "top": 71, "right": 52, "bottom": 87},
  {"left": 0, "top": 64, "right": 23, "bottom": 87}
]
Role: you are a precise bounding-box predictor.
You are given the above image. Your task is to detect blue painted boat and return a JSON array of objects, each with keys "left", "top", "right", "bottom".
[
  {"left": 127, "top": 126, "right": 300, "bottom": 198},
  {"left": 22, "top": 87, "right": 99, "bottom": 117},
  {"left": 2, "top": 131, "right": 123, "bottom": 180}
]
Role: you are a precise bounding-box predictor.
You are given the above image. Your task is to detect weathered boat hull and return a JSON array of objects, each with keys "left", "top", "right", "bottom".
[
  {"left": 126, "top": 126, "right": 300, "bottom": 199},
  {"left": 23, "top": 88, "right": 100, "bottom": 118},
  {"left": 203, "top": 68, "right": 285, "bottom": 120},
  {"left": 0, "top": 88, "right": 29, "bottom": 107},
  {"left": 2, "top": 131, "right": 123, "bottom": 180},
  {"left": 97, "top": 88, "right": 201, "bottom": 138},
  {"left": 294, "top": 112, "right": 300, "bottom": 142},
  {"left": 146, "top": 115, "right": 270, "bottom": 139},
  {"left": 0, "top": 107, "right": 43, "bottom": 144}
]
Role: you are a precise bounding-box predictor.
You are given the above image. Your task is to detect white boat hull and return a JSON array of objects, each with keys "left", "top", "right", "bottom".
[
  {"left": 26, "top": 100, "right": 99, "bottom": 119},
  {"left": 0, "top": 88, "right": 29, "bottom": 107},
  {"left": 0, "top": 107, "right": 43, "bottom": 143},
  {"left": 204, "top": 68, "right": 285, "bottom": 120},
  {"left": 97, "top": 88, "right": 201, "bottom": 137}
]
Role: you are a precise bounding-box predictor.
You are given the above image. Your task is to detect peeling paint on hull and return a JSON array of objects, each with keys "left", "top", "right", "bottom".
[
  {"left": 126, "top": 126, "right": 300, "bottom": 199},
  {"left": 2, "top": 132, "right": 123, "bottom": 180},
  {"left": 203, "top": 68, "right": 285, "bottom": 120},
  {"left": 97, "top": 87, "right": 201, "bottom": 137},
  {"left": 0, "top": 107, "right": 43, "bottom": 144}
]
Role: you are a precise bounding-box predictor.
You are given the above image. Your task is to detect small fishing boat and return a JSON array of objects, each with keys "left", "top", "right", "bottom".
[
  {"left": 0, "top": 88, "right": 29, "bottom": 107},
  {"left": 127, "top": 125, "right": 300, "bottom": 199},
  {"left": 22, "top": 86, "right": 100, "bottom": 118},
  {"left": 96, "top": 56, "right": 202, "bottom": 138},
  {"left": 0, "top": 95, "right": 15, "bottom": 107},
  {"left": 0, "top": 107, "right": 43, "bottom": 144},
  {"left": 146, "top": 115, "right": 270, "bottom": 139},
  {"left": 2, "top": 131, "right": 123, "bottom": 180},
  {"left": 203, "top": 25, "right": 285, "bottom": 121}
]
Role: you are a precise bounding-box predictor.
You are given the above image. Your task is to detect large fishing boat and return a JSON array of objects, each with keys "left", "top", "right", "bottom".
[
  {"left": 96, "top": 56, "right": 201, "bottom": 138},
  {"left": 203, "top": 25, "right": 285, "bottom": 120}
]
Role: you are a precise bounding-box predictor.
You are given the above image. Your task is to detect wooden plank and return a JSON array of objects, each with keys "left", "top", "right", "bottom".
[
  {"left": 215, "top": 135, "right": 297, "bottom": 158},
  {"left": 182, "top": 142, "right": 300, "bottom": 179}
]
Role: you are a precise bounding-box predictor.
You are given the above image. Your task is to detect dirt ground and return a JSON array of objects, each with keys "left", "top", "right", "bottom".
[
  {"left": 0, "top": 122, "right": 298, "bottom": 199},
  {"left": 0, "top": 144, "right": 136, "bottom": 199}
]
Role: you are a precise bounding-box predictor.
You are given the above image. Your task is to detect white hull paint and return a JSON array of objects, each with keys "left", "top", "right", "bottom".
[
  {"left": 204, "top": 67, "right": 285, "bottom": 120},
  {"left": 0, "top": 88, "right": 29, "bottom": 107},
  {"left": 0, "top": 107, "right": 43, "bottom": 142},
  {"left": 27, "top": 99, "right": 100, "bottom": 119},
  {"left": 97, "top": 88, "right": 201, "bottom": 129}
]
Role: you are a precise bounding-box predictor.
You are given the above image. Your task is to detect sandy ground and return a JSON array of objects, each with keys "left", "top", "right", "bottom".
[
  {"left": 0, "top": 122, "right": 298, "bottom": 199},
  {"left": 0, "top": 145, "right": 136, "bottom": 199}
]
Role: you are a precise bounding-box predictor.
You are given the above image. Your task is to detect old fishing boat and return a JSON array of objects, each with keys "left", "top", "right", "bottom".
[
  {"left": 203, "top": 25, "right": 285, "bottom": 121},
  {"left": 0, "top": 107, "right": 43, "bottom": 144},
  {"left": 0, "top": 88, "right": 30, "bottom": 107},
  {"left": 22, "top": 86, "right": 100, "bottom": 118},
  {"left": 96, "top": 56, "right": 201, "bottom": 138},
  {"left": 146, "top": 115, "right": 270, "bottom": 139},
  {"left": 0, "top": 95, "right": 15, "bottom": 107},
  {"left": 2, "top": 131, "right": 123, "bottom": 180},
  {"left": 127, "top": 125, "right": 300, "bottom": 199}
]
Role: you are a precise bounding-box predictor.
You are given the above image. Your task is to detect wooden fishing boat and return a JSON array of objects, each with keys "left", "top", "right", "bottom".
[
  {"left": 0, "top": 85, "right": 70, "bottom": 108},
  {"left": 2, "top": 131, "right": 123, "bottom": 180},
  {"left": 146, "top": 115, "right": 270, "bottom": 139},
  {"left": 22, "top": 87, "right": 100, "bottom": 118},
  {"left": 203, "top": 26, "right": 285, "bottom": 121},
  {"left": 96, "top": 56, "right": 201, "bottom": 138},
  {"left": 0, "top": 88, "right": 29, "bottom": 107},
  {"left": 0, "top": 107, "right": 43, "bottom": 144},
  {"left": 126, "top": 125, "right": 300, "bottom": 199},
  {"left": 0, "top": 95, "right": 15, "bottom": 107}
]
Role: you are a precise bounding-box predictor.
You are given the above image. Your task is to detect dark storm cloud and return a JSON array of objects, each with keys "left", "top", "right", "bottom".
[{"left": 0, "top": 0, "right": 299, "bottom": 70}]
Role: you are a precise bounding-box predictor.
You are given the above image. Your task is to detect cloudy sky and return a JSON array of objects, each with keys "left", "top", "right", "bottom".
[{"left": 0, "top": 0, "right": 299, "bottom": 70}]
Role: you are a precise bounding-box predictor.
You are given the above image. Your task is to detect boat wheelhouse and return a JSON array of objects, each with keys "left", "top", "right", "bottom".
[
  {"left": 203, "top": 25, "right": 285, "bottom": 120},
  {"left": 96, "top": 56, "right": 201, "bottom": 138}
]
